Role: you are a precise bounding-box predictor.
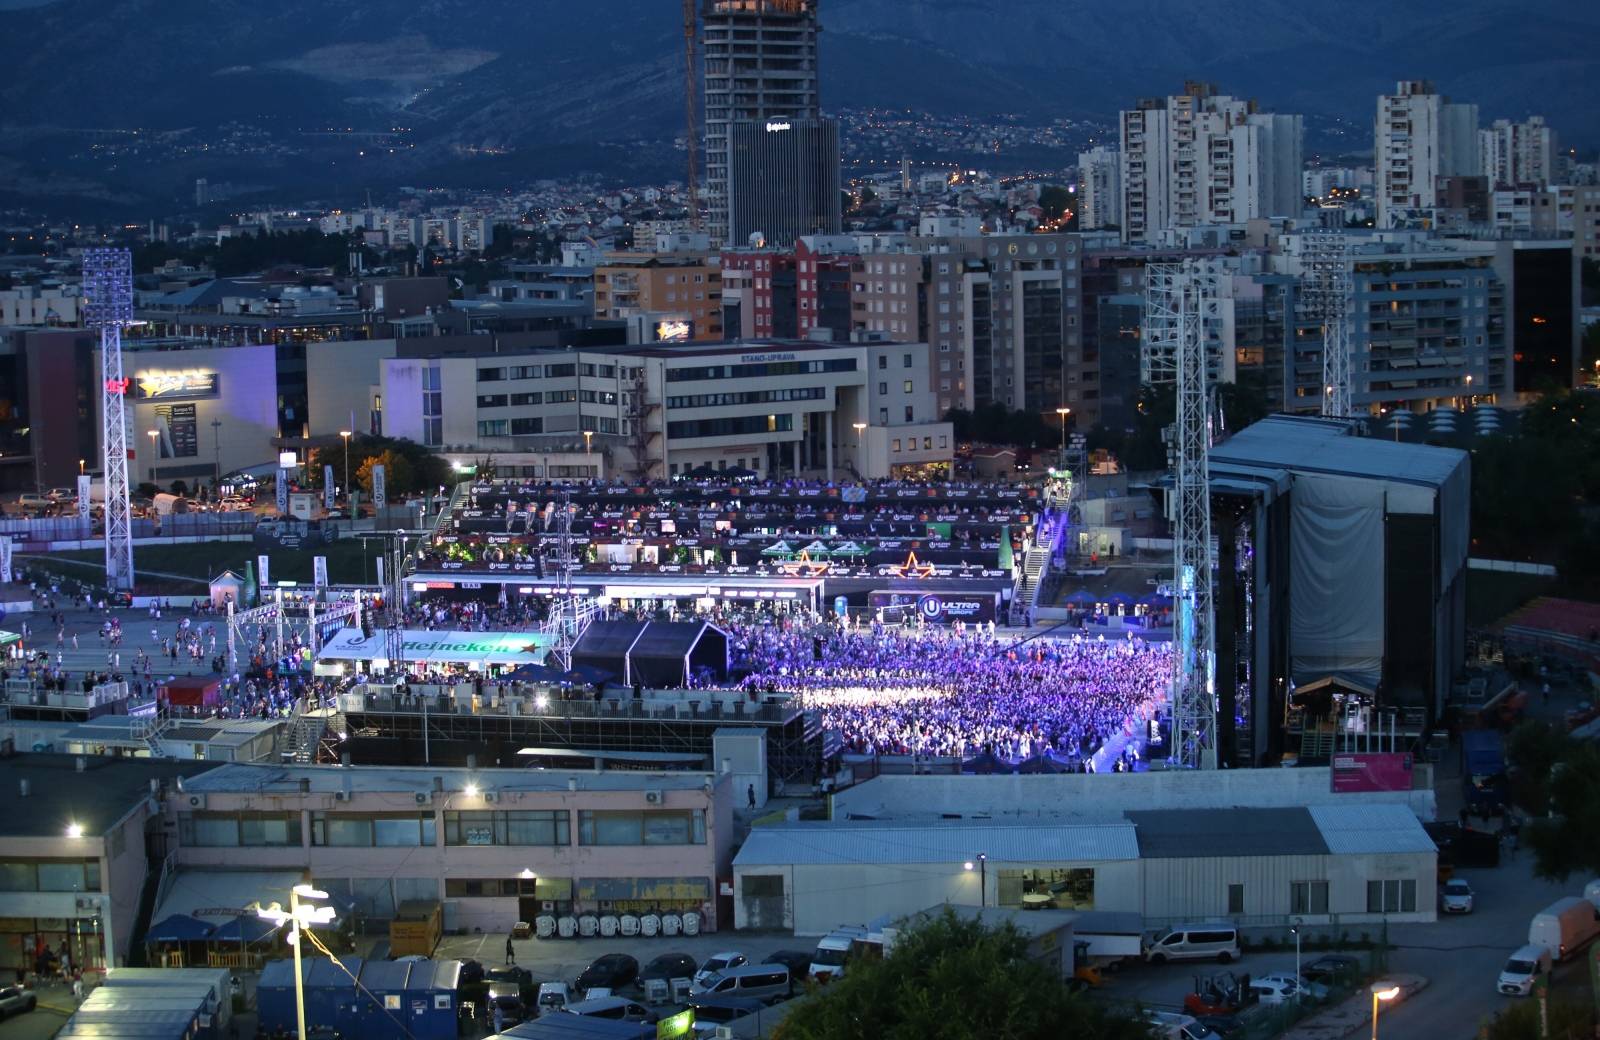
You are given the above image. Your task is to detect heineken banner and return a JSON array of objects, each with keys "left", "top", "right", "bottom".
[
  {"left": 324, "top": 465, "right": 336, "bottom": 512},
  {"left": 275, "top": 468, "right": 290, "bottom": 515},
  {"left": 371, "top": 463, "right": 386, "bottom": 507},
  {"left": 77, "top": 475, "right": 92, "bottom": 522},
  {"left": 313, "top": 555, "right": 328, "bottom": 588}
]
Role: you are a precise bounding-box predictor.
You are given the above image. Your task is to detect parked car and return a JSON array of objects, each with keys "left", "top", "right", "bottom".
[
  {"left": 0, "top": 985, "right": 37, "bottom": 1017},
  {"left": 1248, "top": 973, "right": 1330, "bottom": 1005},
  {"left": 536, "top": 982, "right": 571, "bottom": 1013},
  {"left": 1143, "top": 924, "right": 1241, "bottom": 964},
  {"left": 640, "top": 952, "right": 698, "bottom": 984},
  {"left": 1195, "top": 1014, "right": 1247, "bottom": 1040},
  {"left": 762, "top": 950, "right": 815, "bottom": 982},
  {"left": 575, "top": 954, "right": 639, "bottom": 993},
  {"left": 484, "top": 965, "right": 534, "bottom": 994},
  {"left": 694, "top": 951, "right": 747, "bottom": 986},
  {"left": 457, "top": 960, "right": 485, "bottom": 986},
  {"left": 562, "top": 996, "right": 656, "bottom": 1023},
  {"left": 688, "top": 964, "right": 792, "bottom": 1004},
  {"left": 1440, "top": 878, "right": 1475, "bottom": 914},
  {"left": 16, "top": 493, "right": 51, "bottom": 513},
  {"left": 486, "top": 985, "right": 527, "bottom": 1026},
  {"left": 1301, "top": 954, "right": 1362, "bottom": 986}
]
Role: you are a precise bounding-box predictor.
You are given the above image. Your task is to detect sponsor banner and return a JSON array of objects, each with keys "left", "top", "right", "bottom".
[
  {"left": 324, "top": 465, "right": 336, "bottom": 512},
  {"left": 868, "top": 589, "right": 999, "bottom": 625},
  {"left": 1330, "top": 752, "right": 1414, "bottom": 793},
  {"left": 371, "top": 463, "right": 386, "bottom": 505},
  {"left": 313, "top": 556, "right": 328, "bottom": 588},
  {"left": 78, "top": 475, "right": 92, "bottom": 522}
]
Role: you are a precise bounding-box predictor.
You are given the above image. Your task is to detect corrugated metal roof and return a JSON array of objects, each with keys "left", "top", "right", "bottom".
[
  {"left": 1309, "top": 804, "right": 1437, "bottom": 855},
  {"left": 184, "top": 763, "right": 719, "bottom": 795},
  {"left": 734, "top": 821, "right": 1139, "bottom": 867},
  {"left": 1128, "top": 808, "right": 1329, "bottom": 858}
]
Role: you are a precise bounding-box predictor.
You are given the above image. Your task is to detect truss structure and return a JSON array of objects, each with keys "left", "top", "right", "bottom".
[
  {"left": 1149, "top": 260, "right": 1219, "bottom": 769},
  {"left": 82, "top": 249, "right": 135, "bottom": 591},
  {"left": 542, "top": 487, "right": 600, "bottom": 670},
  {"left": 1302, "top": 230, "right": 1353, "bottom": 418}
]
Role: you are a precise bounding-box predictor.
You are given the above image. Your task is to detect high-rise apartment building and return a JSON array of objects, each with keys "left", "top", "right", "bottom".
[
  {"left": 727, "top": 118, "right": 841, "bottom": 248},
  {"left": 1076, "top": 146, "right": 1122, "bottom": 231},
  {"left": 701, "top": 0, "right": 822, "bottom": 247},
  {"left": 1118, "top": 82, "right": 1303, "bottom": 244},
  {"left": 1479, "top": 116, "right": 1558, "bottom": 189},
  {"left": 1374, "top": 81, "right": 1479, "bottom": 228}
]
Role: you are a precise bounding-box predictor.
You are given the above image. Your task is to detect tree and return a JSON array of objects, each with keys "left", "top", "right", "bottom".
[
  {"left": 774, "top": 908, "right": 1150, "bottom": 1040},
  {"left": 1504, "top": 720, "right": 1575, "bottom": 818},
  {"left": 357, "top": 450, "right": 413, "bottom": 502},
  {"left": 1520, "top": 742, "right": 1600, "bottom": 882},
  {"left": 308, "top": 435, "right": 449, "bottom": 498}
]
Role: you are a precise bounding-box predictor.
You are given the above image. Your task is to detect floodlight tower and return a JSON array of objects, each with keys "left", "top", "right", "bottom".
[
  {"left": 1147, "top": 260, "right": 1219, "bottom": 769},
  {"left": 82, "top": 248, "right": 136, "bottom": 592},
  {"left": 1303, "top": 230, "right": 1353, "bottom": 418}
]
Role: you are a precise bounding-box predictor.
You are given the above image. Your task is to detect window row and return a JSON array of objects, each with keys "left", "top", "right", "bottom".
[
  {"left": 666, "top": 387, "right": 824, "bottom": 409},
  {"left": 0, "top": 859, "right": 102, "bottom": 893},
  {"left": 178, "top": 813, "right": 302, "bottom": 848},
  {"left": 444, "top": 811, "right": 569, "bottom": 847},
  {"left": 309, "top": 813, "right": 437, "bottom": 848}
]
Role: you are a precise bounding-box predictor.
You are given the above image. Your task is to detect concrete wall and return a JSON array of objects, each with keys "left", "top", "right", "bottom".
[
  {"left": 832, "top": 769, "right": 1436, "bottom": 821},
  {"left": 305, "top": 339, "right": 397, "bottom": 437}
]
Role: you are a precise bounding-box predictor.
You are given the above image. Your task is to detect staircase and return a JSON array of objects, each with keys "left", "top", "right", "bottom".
[
  {"left": 1009, "top": 546, "right": 1051, "bottom": 625},
  {"left": 284, "top": 713, "right": 329, "bottom": 764},
  {"left": 127, "top": 849, "right": 174, "bottom": 968}
]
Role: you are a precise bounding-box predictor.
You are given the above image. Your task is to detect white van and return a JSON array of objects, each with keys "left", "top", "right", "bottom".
[
  {"left": 1528, "top": 896, "right": 1600, "bottom": 961},
  {"left": 1143, "top": 1009, "right": 1222, "bottom": 1040},
  {"left": 1143, "top": 923, "right": 1241, "bottom": 964},
  {"left": 810, "top": 927, "right": 883, "bottom": 981},
  {"left": 1498, "top": 943, "right": 1553, "bottom": 996},
  {"left": 688, "top": 963, "right": 791, "bottom": 1003}
]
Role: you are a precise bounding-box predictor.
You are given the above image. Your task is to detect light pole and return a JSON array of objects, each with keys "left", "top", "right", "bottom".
[
  {"left": 211, "top": 418, "right": 223, "bottom": 491},
  {"left": 339, "top": 430, "right": 352, "bottom": 500},
  {"left": 258, "top": 884, "right": 338, "bottom": 1040},
  {"left": 1369, "top": 982, "right": 1399, "bottom": 1040},
  {"left": 1055, "top": 407, "right": 1071, "bottom": 465},
  {"left": 1290, "top": 918, "right": 1301, "bottom": 1002},
  {"left": 583, "top": 429, "right": 594, "bottom": 458},
  {"left": 852, "top": 422, "right": 866, "bottom": 474},
  {"left": 963, "top": 853, "right": 987, "bottom": 908},
  {"left": 147, "top": 429, "right": 159, "bottom": 484}
]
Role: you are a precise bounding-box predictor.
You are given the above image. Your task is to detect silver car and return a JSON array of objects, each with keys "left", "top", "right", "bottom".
[{"left": 1440, "top": 878, "right": 1475, "bottom": 914}]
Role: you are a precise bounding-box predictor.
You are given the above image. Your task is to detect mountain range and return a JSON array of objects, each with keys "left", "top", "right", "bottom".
[{"left": 0, "top": 0, "right": 1595, "bottom": 213}]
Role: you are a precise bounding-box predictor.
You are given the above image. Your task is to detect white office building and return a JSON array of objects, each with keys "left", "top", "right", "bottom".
[
  {"left": 1480, "top": 116, "right": 1559, "bottom": 189},
  {"left": 1076, "top": 146, "right": 1122, "bottom": 231},
  {"left": 1119, "top": 82, "right": 1303, "bottom": 243},
  {"left": 1375, "top": 81, "right": 1480, "bottom": 228}
]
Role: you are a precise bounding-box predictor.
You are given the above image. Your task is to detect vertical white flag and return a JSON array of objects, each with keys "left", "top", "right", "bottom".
[
  {"left": 77, "top": 474, "right": 92, "bottom": 523},
  {"left": 257, "top": 553, "right": 270, "bottom": 589},
  {"left": 313, "top": 555, "right": 328, "bottom": 588},
  {"left": 371, "top": 463, "right": 387, "bottom": 507}
]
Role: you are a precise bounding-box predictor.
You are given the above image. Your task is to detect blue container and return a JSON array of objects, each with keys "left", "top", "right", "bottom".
[{"left": 402, "top": 959, "right": 463, "bottom": 1040}]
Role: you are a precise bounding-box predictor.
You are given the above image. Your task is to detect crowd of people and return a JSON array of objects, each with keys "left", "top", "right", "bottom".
[{"left": 732, "top": 613, "right": 1168, "bottom": 763}]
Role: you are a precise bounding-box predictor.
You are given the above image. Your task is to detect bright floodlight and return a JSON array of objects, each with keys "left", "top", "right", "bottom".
[
  {"left": 963, "top": 861, "right": 974, "bottom": 871},
  {"left": 66, "top": 822, "right": 84, "bottom": 838},
  {"left": 1372, "top": 984, "right": 1399, "bottom": 1001},
  {"left": 464, "top": 783, "right": 480, "bottom": 797},
  {"left": 293, "top": 884, "right": 329, "bottom": 900}
]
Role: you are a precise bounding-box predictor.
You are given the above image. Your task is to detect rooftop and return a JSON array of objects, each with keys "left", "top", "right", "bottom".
[
  {"left": 182, "top": 763, "right": 726, "bottom": 796},
  {"left": 734, "top": 821, "right": 1140, "bottom": 867},
  {"left": 1209, "top": 415, "right": 1468, "bottom": 490},
  {"left": 0, "top": 754, "right": 216, "bottom": 839},
  {"left": 1128, "top": 807, "right": 1329, "bottom": 858}
]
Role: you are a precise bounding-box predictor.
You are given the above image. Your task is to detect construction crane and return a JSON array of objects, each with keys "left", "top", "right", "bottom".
[{"left": 682, "top": 0, "right": 701, "bottom": 230}]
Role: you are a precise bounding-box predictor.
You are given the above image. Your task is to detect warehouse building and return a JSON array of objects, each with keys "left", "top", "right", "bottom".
[{"left": 733, "top": 802, "right": 1435, "bottom": 936}]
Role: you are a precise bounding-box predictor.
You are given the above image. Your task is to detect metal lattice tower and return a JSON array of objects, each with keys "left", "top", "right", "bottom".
[
  {"left": 1303, "top": 231, "right": 1353, "bottom": 418},
  {"left": 543, "top": 487, "right": 599, "bottom": 670},
  {"left": 82, "top": 248, "right": 135, "bottom": 592},
  {"left": 1150, "top": 260, "right": 1219, "bottom": 770},
  {"left": 384, "top": 535, "right": 406, "bottom": 673}
]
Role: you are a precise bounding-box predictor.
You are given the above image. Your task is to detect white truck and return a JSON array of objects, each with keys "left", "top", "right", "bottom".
[
  {"left": 1070, "top": 910, "right": 1145, "bottom": 986},
  {"left": 1528, "top": 896, "right": 1600, "bottom": 961},
  {"left": 808, "top": 926, "right": 883, "bottom": 982}
]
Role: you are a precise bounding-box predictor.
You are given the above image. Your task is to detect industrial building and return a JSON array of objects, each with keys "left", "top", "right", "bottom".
[
  {"left": 734, "top": 770, "right": 1436, "bottom": 935},
  {"left": 165, "top": 763, "right": 738, "bottom": 935}
]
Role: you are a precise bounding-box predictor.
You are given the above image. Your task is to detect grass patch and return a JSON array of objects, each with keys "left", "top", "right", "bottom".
[{"left": 1467, "top": 569, "right": 1558, "bottom": 628}]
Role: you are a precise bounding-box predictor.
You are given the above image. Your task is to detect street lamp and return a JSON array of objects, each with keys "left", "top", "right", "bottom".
[
  {"left": 963, "top": 853, "right": 987, "bottom": 908},
  {"left": 852, "top": 423, "right": 867, "bottom": 471},
  {"left": 147, "top": 429, "right": 160, "bottom": 483},
  {"left": 1290, "top": 918, "right": 1301, "bottom": 1002},
  {"left": 258, "top": 885, "right": 338, "bottom": 1040},
  {"left": 78, "top": 458, "right": 86, "bottom": 475},
  {"left": 339, "top": 430, "right": 352, "bottom": 500},
  {"left": 583, "top": 430, "right": 594, "bottom": 455},
  {"left": 1055, "top": 407, "right": 1072, "bottom": 462},
  {"left": 1369, "top": 982, "right": 1399, "bottom": 1040}
]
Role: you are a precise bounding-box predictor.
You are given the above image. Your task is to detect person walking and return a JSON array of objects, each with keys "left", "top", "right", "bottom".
[
  {"left": 747, "top": 784, "right": 756, "bottom": 810},
  {"left": 505, "top": 934, "right": 516, "bottom": 965}
]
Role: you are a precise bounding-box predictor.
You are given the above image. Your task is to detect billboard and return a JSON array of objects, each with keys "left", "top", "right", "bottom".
[
  {"left": 868, "top": 589, "right": 999, "bottom": 625},
  {"left": 1330, "top": 752, "right": 1414, "bottom": 793},
  {"left": 134, "top": 370, "right": 220, "bottom": 400},
  {"left": 654, "top": 318, "right": 692, "bottom": 342}
]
